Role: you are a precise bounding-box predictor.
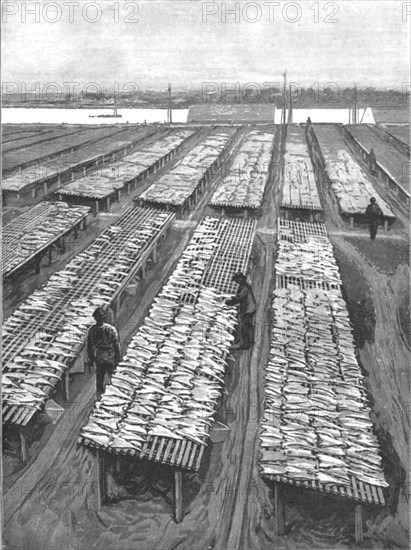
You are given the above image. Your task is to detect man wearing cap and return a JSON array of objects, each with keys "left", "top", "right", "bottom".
[
  {"left": 365, "top": 197, "right": 383, "bottom": 240},
  {"left": 87, "top": 306, "right": 121, "bottom": 398},
  {"left": 225, "top": 272, "right": 257, "bottom": 350}
]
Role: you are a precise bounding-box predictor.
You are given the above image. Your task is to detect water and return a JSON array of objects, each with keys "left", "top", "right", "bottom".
[
  {"left": 274, "top": 108, "right": 375, "bottom": 124},
  {"left": 2, "top": 107, "right": 375, "bottom": 125},
  {"left": 2, "top": 107, "right": 189, "bottom": 125}
]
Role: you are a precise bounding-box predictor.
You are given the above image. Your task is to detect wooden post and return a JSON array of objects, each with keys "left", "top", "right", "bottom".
[
  {"left": 63, "top": 369, "right": 70, "bottom": 401},
  {"left": 350, "top": 216, "right": 354, "bottom": 229},
  {"left": 152, "top": 244, "right": 157, "bottom": 263},
  {"left": 20, "top": 431, "right": 28, "bottom": 464},
  {"left": 95, "top": 200, "right": 99, "bottom": 215},
  {"left": 355, "top": 504, "right": 363, "bottom": 544},
  {"left": 48, "top": 246, "right": 53, "bottom": 265},
  {"left": 96, "top": 450, "right": 108, "bottom": 507},
  {"left": 106, "top": 197, "right": 111, "bottom": 211},
  {"left": 274, "top": 483, "right": 285, "bottom": 536},
  {"left": 141, "top": 262, "right": 146, "bottom": 279},
  {"left": 43, "top": 181, "right": 48, "bottom": 195},
  {"left": 82, "top": 217, "right": 87, "bottom": 230},
  {"left": 174, "top": 469, "right": 183, "bottom": 523},
  {"left": 74, "top": 225, "right": 79, "bottom": 239},
  {"left": 384, "top": 219, "right": 388, "bottom": 232},
  {"left": 32, "top": 187, "right": 36, "bottom": 199}
]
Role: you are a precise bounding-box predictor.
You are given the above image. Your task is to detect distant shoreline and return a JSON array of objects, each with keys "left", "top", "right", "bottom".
[{"left": 1, "top": 104, "right": 188, "bottom": 110}]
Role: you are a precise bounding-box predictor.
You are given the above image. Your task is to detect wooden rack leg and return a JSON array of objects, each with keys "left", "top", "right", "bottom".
[
  {"left": 34, "top": 254, "right": 41, "bottom": 274},
  {"left": 48, "top": 246, "right": 53, "bottom": 265},
  {"left": 96, "top": 450, "right": 108, "bottom": 507},
  {"left": 174, "top": 470, "right": 183, "bottom": 523},
  {"left": 152, "top": 244, "right": 157, "bottom": 263},
  {"left": 274, "top": 483, "right": 286, "bottom": 536},
  {"left": 20, "top": 430, "right": 28, "bottom": 464},
  {"left": 355, "top": 504, "right": 363, "bottom": 544},
  {"left": 63, "top": 369, "right": 70, "bottom": 401},
  {"left": 384, "top": 219, "right": 388, "bottom": 232},
  {"left": 95, "top": 200, "right": 99, "bottom": 215},
  {"left": 350, "top": 216, "right": 354, "bottom": 229}
]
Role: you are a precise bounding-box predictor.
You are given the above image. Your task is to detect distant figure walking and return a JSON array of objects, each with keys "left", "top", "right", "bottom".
[
  {"left": 87, "top": 306, "right": 121, "bottom": 398},
  {"left": 365, "top": 197, "right": 383, "bottom": 240},
  {"left": 369, "top": 148, "right": 377, "bottom": 175},
  {"left": 226, "top": 272, "right": 257, "bottom": 350}
]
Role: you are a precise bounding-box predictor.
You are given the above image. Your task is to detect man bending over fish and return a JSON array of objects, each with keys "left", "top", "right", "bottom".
[
  {"left": 87, "top": 306, "right": 121, "bottom": 398},
  {"left": 226, "top": 272, "right": 256, "bottom": 350}
]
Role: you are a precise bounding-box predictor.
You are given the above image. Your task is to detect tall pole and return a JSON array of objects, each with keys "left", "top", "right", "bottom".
[
  {"left": 168, "top": 83, "right": 172, "bottom": 124},
  {"left": 353, "top": 84, "right": 357, "bottom": 124},
  {"left": 282, "top": 69, "right": 287, "bottom": 126}
]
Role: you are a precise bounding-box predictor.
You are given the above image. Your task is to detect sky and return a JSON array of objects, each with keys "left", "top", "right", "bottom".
[{"left": 2, "top": 0, "right": 409, "bottom": 91}]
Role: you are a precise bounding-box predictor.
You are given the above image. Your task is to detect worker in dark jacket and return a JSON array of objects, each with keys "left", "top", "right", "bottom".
[
  {"left": 226, "top": 272, "right": 257, "bottom": 350},
  {"left": 365, "top": 197, "right": 383, "bottom": 240},
  {"left": 87, "top": 307, "right": 121, "bottom": 398}
]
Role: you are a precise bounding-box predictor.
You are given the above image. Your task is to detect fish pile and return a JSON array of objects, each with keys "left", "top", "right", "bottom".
[
  {"left": 278, "top": 218, "right": 328, "bottom": 243},
  {"left": 2, "top": 127, "right": 158, "bottom": 191},
  {"left": 281, "top": 128, "right": 322, "bottom": 211},
  {"left": 210, "top": 129, "right": 274, "bottom": 209},
  {"left": 275, "top": 237, "right": 341, "bottom": 287},
  {"left": 312, "top": 126, "right": 394, "bottom": 217},
  {"left": 80, "top": 290, "right": 236, "bottom": 455},
  {"left": 140, "top": 129, "right": 235, "bottom": 206},
  {"left": 259, "top": 224, "right": 388, "bottom": 490},
  {"left": 2, "top": 201, "right": 90, "bottom": 276},
  {"left": 2, "top": 164, "right": 59, "bottom": 191},
  {"left": 346, "top": 125, "right": 410, "bottom": 191},
  {"left": 57, "top": 130, "right": 194, "bottom": 200},
  {"left": 2, "top": 207, "right": 174, "bottom": 423},
  {"left": 80, "top": 216, "right": 257, "bottom": 460}
]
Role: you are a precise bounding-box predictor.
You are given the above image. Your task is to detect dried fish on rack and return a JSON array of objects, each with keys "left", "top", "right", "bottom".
[
  {"left": 313, "top": 125, "right": 394, "bottom": 217},
  {"left": 210, "top": 129, "right": 274, "bottom": 209},
  {"left": 281, "top": 126, "right": 322, "bottom": 211},
  {"left": 140, "top": 128, "right": 235, "bottom": 206},
  {"left": 57, "top": 129, "right": 194, "bottom": 200},
  {"left": 2, "top": 207, "right": 175, "bottom": 425},
  {"left": 2, "top": 201, "right": 90, "bottom": 277},
  {"left": 276, "top": 238, "right": 341, "bottom": 287},
  {"left": 258, "top": 225, "right": 388, "bottom": 493},
  {"left": 80, "top": 216, "right": 257, "bottom": 470}
]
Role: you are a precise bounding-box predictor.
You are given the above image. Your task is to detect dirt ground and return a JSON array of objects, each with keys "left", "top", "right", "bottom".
[{"left": 2, "top": 124, "right": 410, "bottom": 550}]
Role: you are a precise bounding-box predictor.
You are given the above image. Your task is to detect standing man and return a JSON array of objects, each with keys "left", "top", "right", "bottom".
[
  {"left": 369, "top": 148, "right": 377, "bottom": 175},
  {"left": 87, "top": 306, "right": 121, "bottom": 398},
  {"left": 365, "top": 197, "right": 383, "bottom": 241},
  {"left": 226, "top": 272, "right": 257, "bottom": 350}
]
